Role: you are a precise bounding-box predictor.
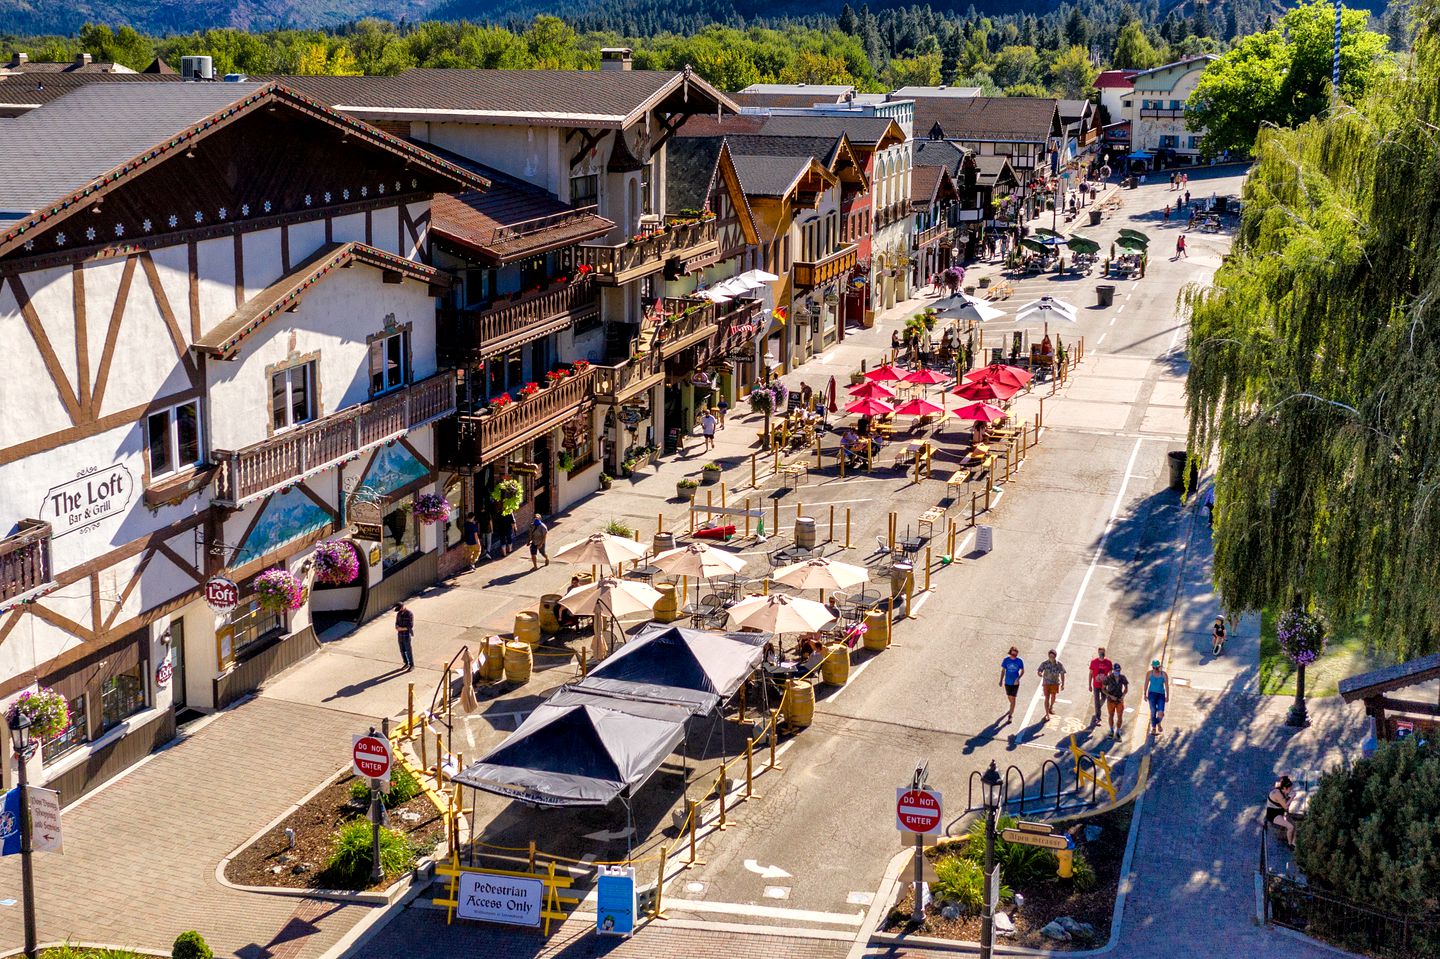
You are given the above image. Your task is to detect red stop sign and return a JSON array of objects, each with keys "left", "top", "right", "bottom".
[
  {"left": 352, "top": 734, "right": 391, "bottom": 781},
  {"left": 896, "top": 788, "right": 943, "bottom": 834}
]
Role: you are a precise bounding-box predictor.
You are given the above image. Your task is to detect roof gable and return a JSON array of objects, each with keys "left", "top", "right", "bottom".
[{"left": 911, "top": 96, "right": 1062, "bottom": 143}]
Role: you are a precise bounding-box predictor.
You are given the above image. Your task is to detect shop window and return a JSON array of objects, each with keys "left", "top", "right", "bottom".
[
  {"left": 146, "top": 399, "right": 203, "bottom": 479},
  {"left": 382, "top": 497, "right": 420, "bottom": 570},
  {"left": 271, "top": 362, "right": 316, "bottom": 432},
  {"left": 444, "top": 477, "right": 465, "bottom": 549},
  {"left": 41, "top": 693, "right": 88, "bottom": 763},
  {"left": 369, "top": 330, "right": 411, "bottom": 396},
  {"left": 99, "top": 666, "right": 147, "bottom": 734},
  {"left": 231, "top": 597, "right": 285, "bottom": 658}
]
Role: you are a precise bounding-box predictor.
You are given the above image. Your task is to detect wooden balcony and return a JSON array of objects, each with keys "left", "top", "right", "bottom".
[
  {"left": 592, "top": 353, "right": 665, "bottom": 405},
  {"left": 213, "top": 372, "right": 457, "bottom": 507},
  {"left": 440, "top": 368, "right": 596, "bottom": 468},
  {"left": 915, "top": 222, "right": 951, "bottom": 248},
  {"left": 0, "top": 520, "right": 53, "bottom": 608},
  {"left": 793, "top": 244, "right": 858, "bottom": 289},
  {"left": 440, "top": 276, "right": 600, "bottom": 364},
  {"left": 1139, "top": 107, "right": 1186, "bottom": 119},
  {"left": 576, "top": 216, "right": 718, "bottom": 286},
  {"left": 655, "top": 298, "right": 719, "bottom": 358}
]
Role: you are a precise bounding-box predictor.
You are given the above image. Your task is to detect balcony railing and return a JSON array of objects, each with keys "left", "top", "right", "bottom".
[
  {"left": 213, "top": 372, "right": 457, "bottom": 507},
  {"left": 476, "top": 205, "right": 602, "bottom": 249},
  {"left": 0, "top": 520, "right": 53, "bottom": 606},
  {"left": 576, "top": 216, "right": 718, "bottom": 285},
  {"left": 914, "top": 223, "right": 950, "bottom": 248},
  {"left": 441, "top": 368, "right": 596, "bottom": 468},
  {"left": 1139, "top": 108, "right": 1186, "bottom": 119},
  {"left": 711, "top": 299, "right": 764, "bottom": 359},
  {"left": 793, "top": 244, "right": 859, "bottom": 289},
  {"left": 441, "top": 276, "right": 600, "bottom": 364},
  {"left": 655, "top": 298, "right": 719, "bottom": 357}
]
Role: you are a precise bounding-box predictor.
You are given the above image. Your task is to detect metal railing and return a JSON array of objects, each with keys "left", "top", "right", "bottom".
[
  {"left": 0, "top": 520, "right": 52, "bottom": 604},
  {"left": 793, "top": 244, "right": 858, "bottom": 288},
  {"left": 914, "top": 222, "right": 950, "bottom": 248},
  {"left": 213, "top": 372, "right": 457, "bottom": 506},
  {"left": 440, "top": 276, "right": 599, "bottom": 362},
  {"left": 576, "top": 216, "right": 717, "bottom": 281},
  {"left": 592, "top": 353, "right": 664, "bottom": 403},
  {"left": 444, "top": 368, "right": 596, "bottom": 467},
  {"left": 1139, "top": 108, "right": 1186, "bottom": 119},
  {"left": 477, "top": 205, "right": 602, "bottom": 248}
]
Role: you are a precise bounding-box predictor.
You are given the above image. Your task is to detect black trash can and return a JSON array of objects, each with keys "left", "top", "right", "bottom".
[
  {"left": 1089, "top": 209, "right": 1102, "bottom": 226},
  {"left": 1166, "top": 450, "right": 1198, "bottom": 492},
  {"left": 1096, "top": 284, "right": 1116, "bottom": 307}
]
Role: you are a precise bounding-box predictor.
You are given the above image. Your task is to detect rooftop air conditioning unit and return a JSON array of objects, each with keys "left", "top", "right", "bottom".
[{"left": 180, "top": 56, "right": 213, "bottom": 81}]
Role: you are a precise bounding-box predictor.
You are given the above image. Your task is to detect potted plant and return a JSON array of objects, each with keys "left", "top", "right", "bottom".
[
  {"left": 517, "top": 382, "right": 540, "bottom": 399},
  {"left": 255, "top": 567, "right": 304, "bottom": 614},
  {"left": 604, "top": 518, "right": 634, "bottom": 539},
  {"left": 488, "top": 393, "right": 513, "bottom": 414},
  {"left": 700, "top": 462, "right": 723, "bottom": 486},
  {"left": 413, "top": 492, "right": 452, "bottom": 525},
  {"left": 677, "top": 477, "right": 699, "bottom": 501},
  {"left": 599, "top": 473, "right": 613, "bottom": 490},
  {"left": 313, "top": 540, "right": 361, "bottom": 585},
  {"left": 6, "top": 687, "right": 69, "bottom": 740},
  {"left": 979, "top": 275, "right": 992, "bottom": 288},
  {"left": 491, "top": 478, "right": 524, "bottom": 516}
]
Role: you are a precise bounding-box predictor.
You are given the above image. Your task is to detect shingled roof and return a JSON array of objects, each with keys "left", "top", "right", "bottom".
[
  {"left": 911, "top": 138, "right": 967, "bottom": 175},
  {"left": 0, "top": 72, "right": 180, "bottom": 114},
  {"left": 912, "top": 96, "right": 1061, "bottom": 143},
  {"left": 729, "top": 154, "right": 820, "bottom": 199},
  {"left": 910, "top": 165, "right": 956, "bottom": 209}
]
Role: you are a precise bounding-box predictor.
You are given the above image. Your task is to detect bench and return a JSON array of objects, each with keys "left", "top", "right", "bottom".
[
  {"left": 776, "top": 463, "right": 810, "bottom": 488},
  {"left": 918, "top": 506, "right": 946, "bottom": 537}
]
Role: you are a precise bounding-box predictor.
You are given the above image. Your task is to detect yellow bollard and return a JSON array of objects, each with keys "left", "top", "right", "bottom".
[
  {"left": 845, "top": 508, "right": 852, "bottom": 549},
  {"left": 1039, "top": 396, "right": 1045, "bottom": 428},
  {"left": 721, "top": 482, "right": 727, "bottom": 509},
  {"left": 751, "top": 452, "right": 758, "bottom": 489},
  {"left": 925, "top": 546, "right": 932, "bottom": 590},
  {"left": 829, "top": 504, "right": 835, "bottom": 542},
  {"left": 419, "top": 722, "right": 428, "bottom": 773},
  {"left": 745, "top": 738, "right": 758, "bottom": 799},
  {"left": 815, "top": 437, "right": 822, "bottom": 469},
  {"left": 907, "top": 576, "right": 915, "bottom": 616},
  {"left": 654, "top": 846, "right": 669, "bottom": 919},
  {"left": 406, "top": 683, "right": 415, "bottom": 740},
  {"left": 768, "top": 709, "right": 783, "bottom": 769},
  {"left": 686, "top": 800, "right": 704, "bottom": 866},
  {"left": 1058, "top": 847, "right": 1074, "bottom": 879},
  {"left": 706, "top": 490, "right": 714, "bottom": 527},
  {"left": 579, "top": 648, "right": 588, "bottom": 677},
  {"left": 745, "top": 497, "right": 752, "bottom": 539},
  {"left": 717, "top": 763, "right": 729, "bottom": 829},
  {"left": 888, "top": 513, "right": 896, "bottom": 551},
  {"left": 796, "top": 502, "right": 804, "bottom": 522},
  {"left": 773, "top": 497, "right": 780, "bottom": 532},
  {"left": 971, "top": 491, "right": 978, "bottom": 527},
  {"left": 658, "top": 512, "right": 664, "bottom": 535}
]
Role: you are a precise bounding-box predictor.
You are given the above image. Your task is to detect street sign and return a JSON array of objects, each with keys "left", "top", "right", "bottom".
[
  {"left": 896, "top": 787, "right": 943, "bottom": 835},
  {"left": 204, "top": 576, "right": 240, "bottom": 613},
  {"left": 28, "top": 787, "right": 61, "bottom": 853},
  {"left": 596, "top": 865, "right": 637, "bottom": 937},
  {"left": 1017, "top": 820, "right": 1053, "bottom": 833},
  {"left": 987, "top": 864, "right": 1001, "bottom": 911},
  {"left": 456, "top": 872, "right": 543, "bottom": 927},
  {"left": 1002, "top": 828, "right": 1072, "bottom": 850},
  {"left": 352, "top": 734, "right": 392, "bottom": 788}
]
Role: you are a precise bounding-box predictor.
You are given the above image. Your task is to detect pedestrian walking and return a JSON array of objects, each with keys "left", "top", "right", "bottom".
[
  {"left": 1177, "top": 234, "right": 1188, "bottom": 258},
  {"left": 1212, "top": 616, "right": 1227, "bottom": 655},
  {"left": 716, "top": 399, "right": 729, "bottom": 428},
  {"left": 999, "top": 646, "right": 1025, "bottom": 722},
  {"left": 1145, "top": 659, "right": 1170, "bottom": 735},
  {"left": 462, "top": 511, "right": 483, "bottom": 568},
  {"left": 1185, "top": 189, "right": 1191, "bottom": 207},
  {"left": 1163, "top": 204, "right": 1171, "bottom": 223},
  {"left": 394, "top": 602, "right": 415, "bottom": 671},
  {"left": 892, "top": 330, "right": 902, "bottom": 353},
  {"left": 1037, "top": 649, "right": 1066, "bottom": 720},
  {"left": 1103, "top": 663, "right": 1130, "bottom": 737},
  {"left": 1169, "top": 173, "right": 1177, "bottom": 190},
  {"left": 1088, "top": 647, "right": 1113, "bottom": 724},
  {"left": 493, "top": 506, "right": 515, "bottom": 557},
  {"left": 528, "top": 515, "right": 549, "bottom": 569},
  {"left": 701, "top": 408, "right": 717, "bottom": 451}
]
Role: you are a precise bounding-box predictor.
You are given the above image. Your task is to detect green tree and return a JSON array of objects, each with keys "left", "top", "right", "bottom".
[
  {"left": 1186, "top": 1, "right": 1392, "bottom": 156},
  {"left": 779, "top": 50, "right": 855, "bottom": 86},
  {"left": 991, "top": 45, "right": 1040, "bottom": 89},
  {"left": 1049, "top": 44, "right": 1097, "bottom": 98},
  {"left": 1064, "top": 7, "right": 1089, "bottom": 48},
  {"left": 885, "top": 51, "right": 941, "bottom": 87},
  {"left": 1004, "top": 81, "right": 1051, "bottom": 98},
  {"left": 1113, "top": 21, "right": 1163, "bottom": 69}
]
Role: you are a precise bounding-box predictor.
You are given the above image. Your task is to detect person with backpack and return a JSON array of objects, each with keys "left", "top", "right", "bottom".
[
  {"left": 1103, "top": 663, "right": 1130, "bottom": 737},
  {"left": 1088, "top": 647, "right": 1113, "bottom": 725}
]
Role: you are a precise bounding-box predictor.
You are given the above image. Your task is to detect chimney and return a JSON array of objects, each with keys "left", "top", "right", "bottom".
[
  {"left": 75, "top": 52, "right": 92, "bottom": 67},
  {"left": 9, "top": 52, "right": 27, "bottom": 67},
  {"left": 600, "top": 47, "right": 633, "bottom": 72}
]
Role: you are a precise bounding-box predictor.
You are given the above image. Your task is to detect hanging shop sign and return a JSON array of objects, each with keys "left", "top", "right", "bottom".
[
  {"left": 204, "top": 576, "right": 241, "bottom": 614},
  {"left": 40, "top": 464, "right": 134, "bottom": 538}
]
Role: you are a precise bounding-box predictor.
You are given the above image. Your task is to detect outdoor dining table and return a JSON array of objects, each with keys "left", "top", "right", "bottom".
[{"left": 624, "top": 564, "right": 664, "bottom": 584}]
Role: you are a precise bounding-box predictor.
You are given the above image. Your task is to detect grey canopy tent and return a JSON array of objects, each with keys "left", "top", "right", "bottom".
[
  {"left": 574, "top": 623, "right": 768, "bottom": 715},
  {"left": 454, "top": 689, "right": 690, "bottom": 808}
]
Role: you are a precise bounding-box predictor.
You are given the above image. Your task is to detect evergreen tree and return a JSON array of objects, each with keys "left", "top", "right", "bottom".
[
  {"left": 837, "top": 3, "right": 859, "bottom": 36},
  {"left": 1065, "top": 7, "right": 1089, "bottom": 48}
]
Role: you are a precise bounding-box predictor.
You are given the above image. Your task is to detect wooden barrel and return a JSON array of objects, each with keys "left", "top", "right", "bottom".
[
  {"left": 653, "top": 531, "right": 677, "bottom": 555},
  {"left": 479, "top": 636, "right": 506, "bottom": 682},
  {"left": 653, "top": 582, "right": 681, "bottom": 623},
  {"left": 514, "top": 610, "right": 541, "bottom": 646},
  {"left": 820, "top": 643, "right": 850, "bottom": 686},
  {"left": 864, "top": 608, "right": 890, "bottom": 650},
  {"left": 538, "top": 594, "right": 562, "bottom": 634},
  {"left": 782, "top": 679, "right": 815, "bottom": 729},
  {"left": 503, "top": 641, "right": 533, "bottom": 683}
]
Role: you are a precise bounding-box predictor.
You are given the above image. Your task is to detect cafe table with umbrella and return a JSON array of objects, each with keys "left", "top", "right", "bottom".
[
  {"left": 1066, "top": 235, "right": 1101, "bottom": 256},
  {"left": 1118, "top": 228, "right": 1150, "bottom": 243},
  {"left": 937, "top": 297, "right": 1006, "bottom": 324},
  {"left": 651, "top": 542, "right": 746, "bottom": 608},
  {"left": 726, "top": 593, "right": 836, "bottom": 653},
  {"left": 553, "top": 531, "right": 649, "bottom": 580},
  {"left": 952, "top": 400, "right": 1009, "bottom": 424},
  {"left": 848, "top": 380, "right": 897, "bottom": 400},
  {"left": 1015, "top": 295, "right": 1077, "bottom": 336},
  {"left": 845, "top": 397, "right": 896, "bottom": 417},
  {"left": 893, "top": 396, "right": 947, "bottom": 422},
  {"left": 965, "top": 362, "right": 1033, "bottom": 389},
  {"left": 954, "top": 378, "right": 1021, "bottom": 403},
  {"left": 863, "top": 363, "right": 905, "bottom": 383},
  {"left": 903, "top": 366, "right": 949, "bottom": 388},
  {"left": 560, "top": 576, "right": 663, "bottom": 661},
  {"left": 772, "top": 557, "right": 872, "bottom": 612},
  {"left": 1033, "top": 227, "right": 1063, "bottom": 239},
  {"left": 1115, "top": 234, "right": 1148, "bottom": 253}
]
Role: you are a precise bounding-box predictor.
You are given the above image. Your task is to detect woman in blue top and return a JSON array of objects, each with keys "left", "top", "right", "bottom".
[
  {"left": 1145, "top": 660, "right": 1170, "bottom": 736},
  {"left": 999, "top": 647, "right": 1025, "bottom": 723}
]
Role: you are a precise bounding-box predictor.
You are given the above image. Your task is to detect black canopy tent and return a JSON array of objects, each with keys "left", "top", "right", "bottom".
[{"left": 574, "top": 623, "right": 768, "bottom": 714}]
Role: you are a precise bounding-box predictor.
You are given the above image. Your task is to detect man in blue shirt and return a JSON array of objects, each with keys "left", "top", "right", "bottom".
[{"left": 998, "top": 647, "right": 1025, "bottom": 723}]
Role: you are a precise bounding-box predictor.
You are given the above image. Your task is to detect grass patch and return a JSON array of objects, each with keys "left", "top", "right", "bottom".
[
  {"left": 41, "top": 948, "right": 150, "bottom": 959},
  {"left": 1258, "top": 610, "right": 1390, "bottom": 697}
]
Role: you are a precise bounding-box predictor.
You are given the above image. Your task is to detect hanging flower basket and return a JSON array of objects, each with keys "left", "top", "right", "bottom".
[
  {"left": 255, "top": 567, "right": 304, "bottom": 614},
  {"left": 6, "top": 687, "right": 69, "bottom": 740},
  {"left": 413, "top": 493, "right": 452, "bottom": 526},
  {"left": 1277, "top": 608, "right": 1328, "bottom": 666},
  {"left": 313, "top": 540, "right": 361, "bottom": 585},
  {"left": 492, "top": 479, "right": 524, "bottom": 516}
]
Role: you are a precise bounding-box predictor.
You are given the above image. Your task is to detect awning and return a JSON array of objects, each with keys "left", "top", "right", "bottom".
[
  {"left": 454, "top": 689, "right": 690, "bottom": 808},
  {"left": 574, "top": 623, "right": 767, "bottom": 714}
]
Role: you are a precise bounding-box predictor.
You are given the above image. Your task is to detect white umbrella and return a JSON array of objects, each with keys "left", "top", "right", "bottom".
[
  {"left": 772, "top": 557, "right": 870, "bottom": 592},
  {"left": 1015, "top": 296, "right": 1077, "bottom": 325},
  {"left": 736, "top": 268, "right": 780, "bottom": 286},
  {"left": 552, "top": 532, "right": 648, "bottom": 568},
  {"left": 651, "top": 543, "right": 746, "bottom": 579},
  {"left": 937, "top": 299, "right": 1007, "bottom": 323},
  {"left": 726, "top": 593, "right": 835, "bottom": 633},
  {"left": 559, "top": 577, "right": 662, "bottom": 617},
  {"left": 696, "top": 287, "right": 733, "bottom": 303}
]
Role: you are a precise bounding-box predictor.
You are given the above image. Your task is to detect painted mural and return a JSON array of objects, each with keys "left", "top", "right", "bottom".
[
  {"left": 358, "top": 442, "right": 429, "bottom": 500},
  {"left": 233, "top": 488, "right": 333, "bottom": 565}
]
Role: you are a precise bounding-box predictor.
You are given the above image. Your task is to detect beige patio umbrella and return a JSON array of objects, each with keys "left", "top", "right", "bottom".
[
  {"left": 772, "top": 557, "right": 870, "bottom": 594},
  {"left": 552, "top": 532, "right": 648, "bottom": 567},
  {"left": 459, "top": 646, "right": 479, "bottom": 714},
  {"left": 560, "top": 577, "right": 663, "bottom": 660},
  {"left": 651, "top": 543, "right": 746, "bottom": 578},
  {"left": 726, "top": 593, "right": 836, "bottom": 633}
]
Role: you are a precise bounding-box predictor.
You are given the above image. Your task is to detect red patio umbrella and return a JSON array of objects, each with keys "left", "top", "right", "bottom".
[
  {"left": 952, "top": 401, "right": 1008, "bottom": 423},
  {"left": 827, "top": 375, "right": 838, "bottom": 414},
  {"left": 845, "top": 397, "right": 896, "bottom": 416},
  {"left": 903, "top": 367, "right": 949, "bottom": 386},
  {"left": 863, "top": 363, "right": 905, "bottom": 382},
  {"left": 964, "top": 363, "right": 1032, "bottom": 389},
  {"left": 954, "top": 379, "right": 1022, "bottom": 402},
  {"left": 894, "top": 397, "right": 946, "bottom": 417},
  {"left": 849, "top": 380, "right": 897, "bottom": 399}
]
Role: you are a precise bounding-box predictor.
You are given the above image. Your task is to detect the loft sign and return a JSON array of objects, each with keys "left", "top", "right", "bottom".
[{"left": 41, "top": 465, "right": 134, "bottom": 538}]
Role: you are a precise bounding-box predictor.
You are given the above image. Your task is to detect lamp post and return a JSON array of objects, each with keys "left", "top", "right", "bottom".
[
  {"left": 8, "top": 712, "right": 38, "bottom": 959},
  {"left": 979, "top": 760, "right": 1003, "bottom": 959}
]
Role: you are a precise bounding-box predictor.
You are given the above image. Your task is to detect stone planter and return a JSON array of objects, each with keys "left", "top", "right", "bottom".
[
  {"left": 700, "top": 469, "right": 722, "bottom": 486},
  {"left": 677, "top": 483, "right": 698, "bottom": 501},
  {"left": 979, "top": 276, "right": 992, "bottom": 288}
]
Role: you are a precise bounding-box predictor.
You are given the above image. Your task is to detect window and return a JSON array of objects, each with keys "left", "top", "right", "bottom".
[
  {"left": 570, "top": 174, "right": 598, "bottom": 205},
  {"left": 382, "top": 497, "right": 420, "bottom": 570},
  {"left": 271, "top": 363, "right": 315, "bottom": 431},
  {"left": 231, "top": 597, "right": 284, "bottom": 657},
  {"left": 641, "top": 165, "right": 653, "bottom": 215},
  {"left": 1123, "top": 99, "right": 1132, "bottom": 108},
  {"left": 1170, "top": 100, "right": 1183, "bottom": 110},
  {"left": 41, "top": 693, "right": 87, "bottom": 763},
  {"left": 369, "top": 331, "right": 410, "bottom": 396},
  {"left": 1187, "top": 136, "right": 1202, "bottom": 151},
  {"left": 1160, "top": 135, "right": 1179, "bottom": 149},
  {"left": 146, "top": 399, "right": 203, "bottom": 478},
  {"left": 99, "top": 666, "right": 146, "bottom": 733}
]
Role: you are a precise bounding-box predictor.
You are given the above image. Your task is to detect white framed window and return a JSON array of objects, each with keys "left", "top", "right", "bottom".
[
  {"left": 271, "top": 363, "right": 315, "bottom": 432},
  {"left": 146, "top": 399, "right": 203, "bottom": 478},
  {"left": 369, "top": 330, "right": 410, "bottom": 396}
]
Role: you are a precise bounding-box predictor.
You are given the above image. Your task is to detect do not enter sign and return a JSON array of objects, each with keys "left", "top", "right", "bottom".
[
  {"left": 352, "top": 734, "right": 392, "bottom": 787},
  {"left": 896, "top": 787, "right": 943, "bottom": 834}
]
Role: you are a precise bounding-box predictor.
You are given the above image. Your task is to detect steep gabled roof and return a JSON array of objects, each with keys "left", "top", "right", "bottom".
[
  {"left": 910, "top": 165, "right": 957, "bottom": 209},
  {"left": 912, "top": 96, "right": 1062, "bottom": 143},
  {"left": 1094, "top": 70, "right": 1137, "bottom": 90},
  {"left": 911, "top": 138, "right": 967, "bottom": 175},
  {"left": 729, "top": 154, "right": 832, "bottom": 200}
]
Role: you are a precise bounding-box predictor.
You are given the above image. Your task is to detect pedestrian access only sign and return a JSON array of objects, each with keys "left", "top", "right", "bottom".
[{"left": 896, "top": 787, "right": 944, "bottom": 835}]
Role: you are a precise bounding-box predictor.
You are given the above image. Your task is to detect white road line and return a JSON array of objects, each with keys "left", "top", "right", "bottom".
[
  {"left": 1108, "top": 317, "right": 1117, "bottom": 326},
  {"left": 1018, "top": 437, "right": 1145, "bottom": 731},
  {"left": 1073, "top": 621, "right": 1100, "bottom": 627},
  {"left": 664, "top": 898, "right": 866, "bottom": 926},
  {"left": 1097, "top": 333, "right": 1108, "bottom": 345},
  {"left": 1116, "top": 304, "right": 1125, "bottom": 314}
]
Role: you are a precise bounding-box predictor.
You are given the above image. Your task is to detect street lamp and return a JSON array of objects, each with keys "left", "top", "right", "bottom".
[
  {"left": 979, "top": 760, "right": 1003, "bottom": 959},
  {"left": 7, "top": 712, "right": 38, "bottom": 959}
]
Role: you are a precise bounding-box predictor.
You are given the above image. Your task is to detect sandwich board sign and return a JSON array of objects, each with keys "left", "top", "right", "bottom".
[{"left": 596, "top": 865, "right": 637, "bottom": 936}]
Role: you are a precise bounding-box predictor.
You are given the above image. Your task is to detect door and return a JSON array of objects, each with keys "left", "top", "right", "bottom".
[
  {"left": 533, "top": 436, "right": 553, "bottom": 516},
  {"left": 169, "top": 618, "right": 186, "bottom": 710}
]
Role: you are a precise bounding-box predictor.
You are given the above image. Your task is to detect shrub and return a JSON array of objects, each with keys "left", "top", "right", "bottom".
[
  {"left": 349, "top": 762, "right": 422, "bottom": 809},
  {"left": 604, "top": 519, "right": 633, "bottom": 537},
  {"left": 42, "top": 948, "right": 147, "bottom": 959},
  {"left": 1068, "top": 851, "right": 1096, "bottom": 892},
  {"left": 172, "top": 931, "right": 213, "bottom": 959},
  {"left": 932, "top": 855, "right": 1013, "bottom": 914},
  {"left": 324, "top": 820, "right": 417, "bottom": 887},
  {"left": 963, "top": 814, "right": 1059, "bottom": 887}
]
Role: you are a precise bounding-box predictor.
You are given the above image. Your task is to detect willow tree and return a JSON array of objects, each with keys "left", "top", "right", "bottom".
[{"left": 1183, "top": 3, "right": 1440, "bottom": 660}]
